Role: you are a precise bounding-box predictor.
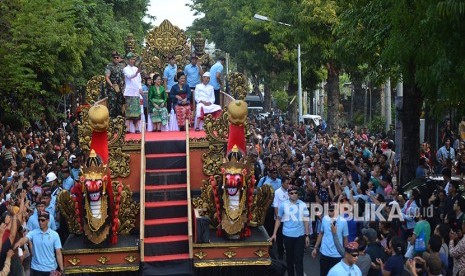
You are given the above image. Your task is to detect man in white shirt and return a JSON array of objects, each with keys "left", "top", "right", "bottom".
[
  {"left": 123, "top": 52, "right": 142, "bottom": 133},
  {"left": 194, "top": 72, "right": 221, "bottom": 130},
  {"left": 272, "top": 177, "right": 290, "bottom": 260}
]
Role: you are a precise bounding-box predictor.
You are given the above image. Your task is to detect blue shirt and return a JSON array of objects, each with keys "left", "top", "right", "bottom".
[
  {"left": 27, "top": 228, "right": 62, "bottom": 272},
  {"left": 184, "top": 63, "right": 201, "bottom": 88},
  {"left": 257, "top": 176, "right": 281, "bottom": 191},
  {"left": 209, "top": 61, "right": 223, "bottom": 90},
  {"left": 327, "top": 259, "right": 362, "bottom": 276},
  {"left": 163, "top": 64, "right": 177, "bottom": 91},
  {"left": 278, "top": 199, "right": 309, "bottom": 237},
  {"left": 62, "top": 175, "right": 74, "bottom": 191},
  {"left": 320, "top": 215, "right": 349, "bottom": 258}
]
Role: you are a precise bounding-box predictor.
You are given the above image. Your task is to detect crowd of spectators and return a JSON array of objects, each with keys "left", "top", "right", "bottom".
[
  {"left": 0, "top": 115, "right": 81, "bottom": 275},
  {"left": 247, "top": 113, "right": 465, "bottom": 276},
  {"left": 1, "top": 102, "right": 465, "bottom": 276}
]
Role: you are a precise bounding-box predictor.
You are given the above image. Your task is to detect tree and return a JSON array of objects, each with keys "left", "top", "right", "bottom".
[{"left": 0, "top": 0, "right": 151, "bottom": 126}]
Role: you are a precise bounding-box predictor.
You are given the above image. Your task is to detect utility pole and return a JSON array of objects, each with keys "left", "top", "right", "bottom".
[
  {"left": 385, "top": 78, "right": 392, "bottom": 131},
  {"left": 395, "top": 81, "right": 403, "bottom": 185}
]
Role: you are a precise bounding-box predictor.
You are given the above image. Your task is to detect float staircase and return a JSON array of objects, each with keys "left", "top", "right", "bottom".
[{"left": 140, "top": 131, "right": 193, "bottom": 276}]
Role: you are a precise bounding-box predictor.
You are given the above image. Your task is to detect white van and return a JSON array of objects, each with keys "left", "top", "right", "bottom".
[{"left": 302, "top": 114, "right": 321, "bottom": 126}]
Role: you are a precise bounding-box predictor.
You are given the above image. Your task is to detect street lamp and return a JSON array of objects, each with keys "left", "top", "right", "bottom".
[{"left": 253, "top": 13, "right": 303, "bottom": 122}]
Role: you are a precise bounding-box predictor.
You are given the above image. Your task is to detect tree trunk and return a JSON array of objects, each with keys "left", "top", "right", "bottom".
[
  {"left": 326, "top": 62, "right": 340, "bottom": 133},
  {"left": 400, "top": 63, "right": 423, "bottom": 186},
  {"left": 264, "top": 83, "right": 272, "bottom": 112}
]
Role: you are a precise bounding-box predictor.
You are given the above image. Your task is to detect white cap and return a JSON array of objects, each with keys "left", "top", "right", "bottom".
[
  {"left": 203, "top": 72, "right": 211, "bottom": 77},
  {"left": 68, "top": 155, "right": 76, "bottom": 164},
  {"left": 46, "top": 172, "right": 57, "bottom": 183}
]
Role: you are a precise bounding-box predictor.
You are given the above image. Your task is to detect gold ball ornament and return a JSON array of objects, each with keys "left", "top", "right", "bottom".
[
  {"left": 228, "top": 100, "right": 248, "bottom": 125},
  {"left": 88, "top": 104, "right": 109, "bottom": 132}
]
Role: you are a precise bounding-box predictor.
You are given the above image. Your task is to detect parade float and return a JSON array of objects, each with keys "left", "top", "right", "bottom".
[{"left": 57, "top": 20, "right": 274, "bottom": 275}]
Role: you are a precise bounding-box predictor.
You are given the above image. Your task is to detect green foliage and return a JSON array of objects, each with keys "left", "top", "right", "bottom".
[
  {"left": 368, "top": 116, "right": 386, "bottom": 134},
  {"left": 272, "top": 90, "right": 290, "bottom": 112},
  {"left": 0, "top": 0, "right": 150, "bottom": 126}
]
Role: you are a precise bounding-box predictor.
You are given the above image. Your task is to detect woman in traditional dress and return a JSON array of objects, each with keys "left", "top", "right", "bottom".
[
  {"left": 170, "top": 72, "right": 191, "bottom": 131},
  {"left": 148, "top": 74, "right": 168, "bottom": 132}
]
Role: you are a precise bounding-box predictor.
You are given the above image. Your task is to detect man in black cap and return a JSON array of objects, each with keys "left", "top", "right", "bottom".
[
  {"left": 327, "top": 241, "right": 363, "bottom": 276},
  {"left": 105, "top": 51, "right": 125, "bottom": 118},
  {"left": 14, "top": 211, "right": 63, "bottom": 275}
]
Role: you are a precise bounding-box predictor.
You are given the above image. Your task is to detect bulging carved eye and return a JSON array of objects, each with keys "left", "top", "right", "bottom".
[
  {"left": 96, "top": 180, "right": 103, "bottom": 186},
  {"left": 85, "top": 180, "right": 92, "bottom": 186},
  {"left": 235, "top": 175, "right": 241, "bottom": 182}
]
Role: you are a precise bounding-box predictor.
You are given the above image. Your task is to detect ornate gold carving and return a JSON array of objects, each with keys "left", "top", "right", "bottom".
[
  {"left": 77, "top": 106, "right": 93, "bottom": 152},
  {"left": 107, "top": 116, "right": 126, "bottom": 148},
  {"left": 109, "top": 147, "right": 130, "bottom": 178},
  {"left": 193, "top": 31, "right": 214, "bottom": 71},
  {"left": 57, "top": 181, "right": 138, "bottom": 236},
  {"left": 142, "top": 20, "right": 190, "bottom": 75},
  {"left": 114, "top": 181, "right": 140, "bottom": 234},
  {"left": 203, "top": 108, "right": 229, "bottom": 144},
  {"left": 125, "top": 33, "right": 136, "bottom": 55},
  {"left": 223, "top": 250, "right": 236, "bottom": 259},
  {"left": 201, "top": 144, "right": 225, "bottom": 176},
  {"left": 249, "top": 185, "right": 274, "bottom": 227},
  {"left": 194, "top": 250, "right": 207, "bottom": 260},
  {"left": 97, "top": 256, "right": 110, "bottom": 265},
  {"left": 194, "top": 259, "right": 271, "bottom": 267},
  {"left": 192, "top": 179, "right": 220, "bottom": 226},
  {"left": 124, "top": 255, "right": 137, "bottom": 263},
  {"left": 189, "top": 137, "right": 209, "bottom": 148},
  {"left": 254, "top": 249, "right": 268, "bottom": 258},
  {"left": 57, "top": 190, "right": 83, "bottom": 235},
  {"left": 228, "top": 72, "right": 248, "bottom": 101},
  {"left": 68, "top": 257, "right": 81, "bottom": 266},
  {"left": 88, "top": 104, "right": 110, "bottom": 132},
  {"left": 62, "top": 246, "right": 138, "bottom": 255},
  {"left": 86, "top": 75, "right": 106, "bottom": 105},
  {"left": 64, "top": 265, "right": 139, "bottom": 274}
]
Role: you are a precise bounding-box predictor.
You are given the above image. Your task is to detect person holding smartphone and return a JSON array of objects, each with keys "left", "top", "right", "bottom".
[{"left": 312, "top": 202, "right": 349, "bottom": 276}]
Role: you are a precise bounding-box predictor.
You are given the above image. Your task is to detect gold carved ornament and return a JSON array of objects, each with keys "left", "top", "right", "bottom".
[
  {"left": 254, "top": 249, "right": 268, "bottom": 258},
  {"left": 78, "top": 109, "right": 130, "bottom": 178},
  {"left": 249, "top": 185, "right": 274, "bottom": 227},
  {"left": 97, "top": 256, "right": 110, "bottom": 265},
  {"left": 86, "top": 75, "right": 106, "bottom": 105},
  {"left": 114, "top": 181, "right": 140, "bottom": 234},
  {"left": 192, "top": 178, "right": 220, "bottom": 227},
  {"left": 194, "top": 250, "right": 207, "bottom": 260},
  {"left": 57, "top": 190, "right": 82, "bottom": 235},
  {"left": 228, "top": 72, "right": 248, "bottom": 101},
  {"left": 56, "top": 181, "right": 138, "bottom": 236},
  {"left": 142, "top": 20, "right": 190, "bottom": 75},
  {"left": 223, "top": 250, "right": 237, "bottom": 259},
  {"left": 124, "top": 255, "right": 137, "bottom": 263},
  {"left": 68, "top": 257, "right": 81, "bottom": 266},
  {"left": 109, "top": 147, "right": 130, "bottom": 178},
  {"left": 77, "top": 107, "right": 93, "bottom": 152}
]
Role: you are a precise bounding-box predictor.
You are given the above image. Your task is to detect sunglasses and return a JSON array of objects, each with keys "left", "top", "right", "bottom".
[
  {"left": 289, "top": 192, "right": 298, "bottom": 195},
  {"left": 39, "top": 218, "right": 48, "bottom": 222},
  {"left": 350, "top": 253, "right": 359, "bottom": 257}
]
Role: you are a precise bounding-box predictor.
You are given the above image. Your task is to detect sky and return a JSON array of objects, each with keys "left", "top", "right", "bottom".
[{"left": 146, "top": 0, "right": 202, "bottom": 31}]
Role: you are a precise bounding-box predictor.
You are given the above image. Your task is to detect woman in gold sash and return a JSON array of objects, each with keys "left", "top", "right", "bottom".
[{"left": 170, "top": 72, "right": 191, "bottom": 131}]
